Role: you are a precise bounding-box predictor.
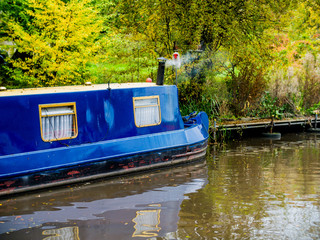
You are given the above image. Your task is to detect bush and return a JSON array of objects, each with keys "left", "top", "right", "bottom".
[
  {"left": 300, "top": 53, "right": 320, "bottom": 109},
  {"left": 226, "top": 60, "right": 266, "bottom": 117},
  {"left": 1, "top": 0, "right": 102, "bottom": 87}
]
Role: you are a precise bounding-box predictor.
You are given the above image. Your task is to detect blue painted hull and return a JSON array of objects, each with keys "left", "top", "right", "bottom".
[
  {"left": 0, "top": 84, "right": 209, "bottom": 196},
  {"left": 0, "top": 140, "right": 207, "bottom": 195}
]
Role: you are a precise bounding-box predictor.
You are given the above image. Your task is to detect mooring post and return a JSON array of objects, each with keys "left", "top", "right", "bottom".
[
  {"left": 270, "top": 115, "right": 274, "bottom": 133},
  {"left": 214, "top": 119, "right": 217, "bottom": 143},
  {"left": 315, "top": 114, "right": 318, "bottom": 129}
]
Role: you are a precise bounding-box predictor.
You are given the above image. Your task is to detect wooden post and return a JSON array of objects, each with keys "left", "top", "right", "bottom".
[
  {"left": 214, "top": 119, "right": 217, "bottom": 143},
  {"left": 312, "top": 110, "right": 320, "bottom": 128},
  {"left": 270, "top": 115, "right": 274, "bottom": 133}
]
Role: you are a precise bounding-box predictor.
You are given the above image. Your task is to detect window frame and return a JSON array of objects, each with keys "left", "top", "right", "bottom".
[
  {"left": 133, "top": 96, "right": 161, "bottom": 128},
  {"left": 39, "top": 102, "right": 78, "bottom": 142}
]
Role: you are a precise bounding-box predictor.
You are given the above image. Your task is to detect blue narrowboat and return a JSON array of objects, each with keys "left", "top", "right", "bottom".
[{"left": 0, "top": 71, "right": 209, "bottom": 196}]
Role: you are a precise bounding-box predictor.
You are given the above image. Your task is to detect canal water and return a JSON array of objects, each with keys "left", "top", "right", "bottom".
[{"left": 0, "top": 132, "right": 320, "bottom": 239}]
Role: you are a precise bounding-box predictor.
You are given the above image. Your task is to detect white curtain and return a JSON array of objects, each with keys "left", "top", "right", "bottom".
[
  {"left": 41, "top": 107, "right": 74, "bottom": 141},
  {"left": 134, "top": 98, "right": 160, "bottom": 127}
]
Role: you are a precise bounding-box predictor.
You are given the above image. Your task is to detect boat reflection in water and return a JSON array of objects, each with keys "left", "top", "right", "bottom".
[
  {"left": 0, "top": 159, "right": 207, "bottom": 240},
  {"left": 132, "top": 206, "right": 161, "bottom": 238},
  {"left": 42, "top": 227, "right": 80, "bottom": 240}
]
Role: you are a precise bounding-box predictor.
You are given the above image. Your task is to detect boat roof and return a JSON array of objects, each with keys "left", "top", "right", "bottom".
[{"left": 0, "top": 82, "right": 158, "bottom": 96}]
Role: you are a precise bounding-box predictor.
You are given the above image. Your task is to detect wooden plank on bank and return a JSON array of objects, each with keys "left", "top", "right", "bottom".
[{"left": 212, "top": 117, "right": 318, "bottom": 131}]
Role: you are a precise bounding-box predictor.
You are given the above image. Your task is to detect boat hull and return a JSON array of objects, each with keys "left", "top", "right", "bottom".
[{"left": 0, "top": 140, "right": 207, "bottom": 196}]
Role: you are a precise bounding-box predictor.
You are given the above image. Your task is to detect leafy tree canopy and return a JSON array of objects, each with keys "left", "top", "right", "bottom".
[{"left": 0, "top": 0, "right": 103, "bottom": 87}]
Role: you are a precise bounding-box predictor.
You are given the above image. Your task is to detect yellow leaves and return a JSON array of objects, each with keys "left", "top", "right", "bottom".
[{"left": 3, "top": 0, "right": 103, "bottom": 87}]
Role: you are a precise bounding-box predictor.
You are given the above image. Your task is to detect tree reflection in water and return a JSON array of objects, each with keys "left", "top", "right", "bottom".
[{"left": 176, "top": 133, "right": 320, "bottom": 239}]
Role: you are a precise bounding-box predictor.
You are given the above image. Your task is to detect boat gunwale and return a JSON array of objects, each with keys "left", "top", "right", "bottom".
[{"left": 0, "top": 82, "right": 158, "bottom": 96}]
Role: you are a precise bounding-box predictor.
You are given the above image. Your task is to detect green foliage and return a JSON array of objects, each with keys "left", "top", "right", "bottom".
[
  {"left": 109, "top": 0, "right": 279, "bottom": 57},
  {"left": 0, "top": 0, "right": 103, "bottom": 87},
  {"left": 92, "top": 33, "right": 158, "bottom": 83},
  {"left": 225, "top": 58, "right": 267, "bottom": 117},
  {"left": 1, "top": 0, "right": 320, "bottom": 119},
  {"left": 305, "top": 102, "right": 320, "bottom": 115},
  {"left": 177, "top": 51, "right": 234, "bottom": 120},
  {"left": 300, "top": 53, "right": 320, "bottom": 109},
  {"left": 178, "top": 79, "right": 204, "bottom": 113},
  {"left": 252, "top": 91, "right": 284, "bottom": 119}
]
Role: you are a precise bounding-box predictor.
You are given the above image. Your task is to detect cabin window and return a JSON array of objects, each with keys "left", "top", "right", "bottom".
[
  {"left": 133, "top": 96, "right": 161, "bottom": 127},
  {"left": 39, "top": 103, "right": 78, "bottom": 142}
]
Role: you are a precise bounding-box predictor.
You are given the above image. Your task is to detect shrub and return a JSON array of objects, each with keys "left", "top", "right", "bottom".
[
  {"left": 226, "top": 60, "right": 266, "bottom": 117},
  {"left": 300, "top": 53, "right": 320, "bottom": 109}
]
